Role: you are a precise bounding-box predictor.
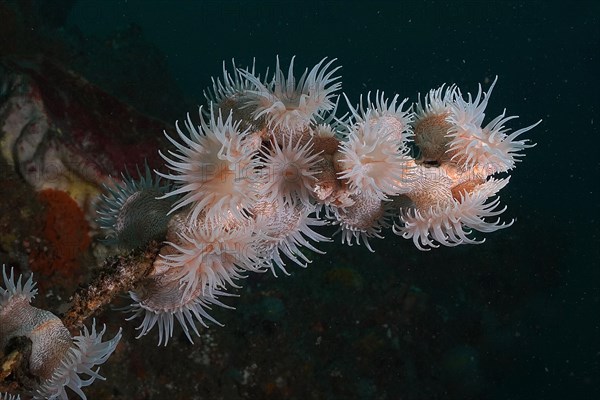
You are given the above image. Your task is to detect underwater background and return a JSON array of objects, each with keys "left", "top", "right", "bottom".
[{"left": 0, "top": 1, "right": 598, "bottom": 399}]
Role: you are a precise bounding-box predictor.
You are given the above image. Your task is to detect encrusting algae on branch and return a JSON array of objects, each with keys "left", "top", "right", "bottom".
[{"left": 61, "top": 241, "right": 162, "bottom": 334}]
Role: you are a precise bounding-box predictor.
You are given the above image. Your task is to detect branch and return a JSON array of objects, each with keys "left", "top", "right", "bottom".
[{"left": 62, "top": 240, "right": 161, "bottom": 334}]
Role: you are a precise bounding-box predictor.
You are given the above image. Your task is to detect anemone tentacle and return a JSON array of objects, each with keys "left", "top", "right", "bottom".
[
  {"left": 239, "top": 56, "right": 342, "bottom": 132},
  {"left": 157, "top": 106, "right": 260, "bottom": 222}
]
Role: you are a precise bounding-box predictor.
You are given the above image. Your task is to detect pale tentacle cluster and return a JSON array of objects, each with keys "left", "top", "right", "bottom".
[
  {"left": 34, "top": 322, "right": 122, "bottom": 400},
  {"left": 0, "top": 57, "right": 539, "bottom": 399},
  {"left": 124, "top": 256, "right": 232, "bottom": 346},
  {"left": 0, "top": 266, "right": 121, "bottom": 400},
  {"left": 238, "top": 56, "right": 341, "bottom": 133},
  {"left": 156, "top": 106, "right": 261, "bottom": 221},
  {"left": 92, "top": 57, "right": 538, "bottom": 346}
]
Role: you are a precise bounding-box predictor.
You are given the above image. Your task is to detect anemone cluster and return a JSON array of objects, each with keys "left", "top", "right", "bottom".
[
  {"left": 97, "top": 57, "right": 539, "bottom": 346},
  {"left": 1, "top": 56, "right": 539, "bottom": 399}
]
